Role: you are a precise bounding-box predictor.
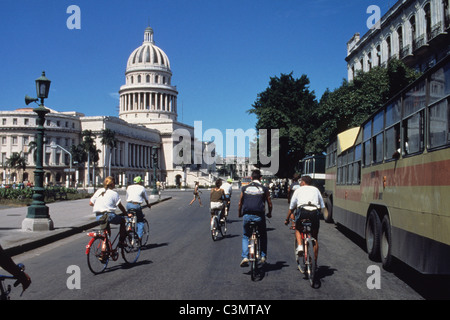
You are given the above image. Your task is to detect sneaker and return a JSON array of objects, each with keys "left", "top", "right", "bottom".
[
  {"left": 240, "top": 258, "right": 249, "bottom": 267},
  {"left": 260, "top": 256, "right": 267, "bottom": 264},
  {"left": 296, "top": 244, "right": 304, "bottom": 256}
]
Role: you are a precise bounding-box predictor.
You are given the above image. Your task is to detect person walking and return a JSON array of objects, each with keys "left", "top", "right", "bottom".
[{"left": 189, "top": 181, "right": 203, "bottom": 206}]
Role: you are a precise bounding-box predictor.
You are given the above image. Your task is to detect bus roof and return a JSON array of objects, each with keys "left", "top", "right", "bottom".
[{"left": 337, "top": 127, "right": 361, "bottom": 155}]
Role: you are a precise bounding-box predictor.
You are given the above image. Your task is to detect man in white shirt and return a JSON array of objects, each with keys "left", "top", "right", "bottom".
[
  {"left": 285, "top": 175, "right": 324, "bottom": 264},
  {"left": 126, "top": 176, "right": 151, "bottom": 239}
]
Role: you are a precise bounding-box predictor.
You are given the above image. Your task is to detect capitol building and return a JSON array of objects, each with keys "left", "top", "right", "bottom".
[{"left": 0, "top": 27, "right": 213, "bottom": 188}]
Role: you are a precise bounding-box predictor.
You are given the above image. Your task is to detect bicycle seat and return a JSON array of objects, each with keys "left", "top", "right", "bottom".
[
  {"left": 128, "top": 209, "right": 139, "bottom": 215},
  {"left": 249, "top": 221, "right": 259, "bottom": 229}
]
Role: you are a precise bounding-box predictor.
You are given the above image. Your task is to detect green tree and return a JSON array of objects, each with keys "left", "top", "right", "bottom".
[
  {"left": 6, "top": 152, "right": 27, "bottom": 182},
  {"left": 305, "top": 59, "right": 420, "bottom": 154},
  {"left": 248, "top": 72, "right": 318, "bottom": 178}
]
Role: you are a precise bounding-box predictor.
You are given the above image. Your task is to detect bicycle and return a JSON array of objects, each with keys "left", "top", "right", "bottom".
[
  {"left": 210, "top": 207, "right": 227, "bottom": 241},
  {"left": 0, "top": 263, "right": 25, "bottom": 300},
  {"left": 248, "top": 221, "right": 261, "bottom": 281},
  {"left": 126, "top": 206, "right": 150, "bottom": 246},
  {"left": 292, "top": 204, "right": 319, "bottom": 287},
  {"left": 86, "top": 217, "right": 141, "bottom": 275}
]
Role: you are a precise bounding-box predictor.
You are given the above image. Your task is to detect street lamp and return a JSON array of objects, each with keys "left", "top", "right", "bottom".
[
  {"left": 22, "top": 71, "right": 54, "bottom": 231},
  {"left": 50, "top": 143, "right": 73, "bottom": 188},
  {"left": 151, "top": 147, "right": 158, "bottom": 195}
]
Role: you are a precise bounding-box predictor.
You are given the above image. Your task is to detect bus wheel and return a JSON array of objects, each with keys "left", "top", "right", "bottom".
[
  {"left": 381, "top": 215, "right": 393, "bottom": 270},
  {"left": 366, "top": 210, "right": 381, "bottom": 261},
  {"left": 323, "top": 197, "right": 333, "bottom": 223}
]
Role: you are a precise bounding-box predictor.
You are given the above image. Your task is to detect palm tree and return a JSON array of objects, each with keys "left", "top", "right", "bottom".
[
  {"left": 100, "top": 128, "right": 117, "bottom": 177},
  {"left": 81, "top": 130, "right": 96, "bottom": 187},
  {"left": 27, "top": 140, "right": 37, "bottom": 163},
  {"left": 6, "top": 152, "right": 27, "bottom": 183}
]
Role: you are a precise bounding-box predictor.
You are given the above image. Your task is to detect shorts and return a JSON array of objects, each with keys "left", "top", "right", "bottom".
[{"left": 295, "top": 208, "right": 320, "bottom": 232}]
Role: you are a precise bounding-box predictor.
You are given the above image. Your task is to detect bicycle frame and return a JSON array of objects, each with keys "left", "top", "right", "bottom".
[{"left": 86, "top": 228, "right": 120, "bottom": 261}]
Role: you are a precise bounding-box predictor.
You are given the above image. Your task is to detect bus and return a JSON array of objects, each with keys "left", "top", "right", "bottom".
[
  {"left": 300, "top": 154, "right": 326, "bottom": 194},
  {"left": 324, "top": 54, "right": 450, "bottom": 274}
]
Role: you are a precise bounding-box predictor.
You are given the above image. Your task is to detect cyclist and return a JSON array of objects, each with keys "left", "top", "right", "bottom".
[
  {"left": 89, "top": 176, "right": 130, "bottom": 244},
  {"left": 210, "top": 179, "right": 225, "bottom": 224},
  {"left": 220, "top": 178, "right": 233, "bottom": 219},
  {"left": 238, "top": 170, "right": 272, "bottom": 266},
  {"left": 0, "top": 244, "right": 31, "bottom": 291},
  {"left": 285, "top": 175, "right": 324, "bottom": 265},
  {"left": 126, "top": 176, "right": 151, "bottom": 240}
]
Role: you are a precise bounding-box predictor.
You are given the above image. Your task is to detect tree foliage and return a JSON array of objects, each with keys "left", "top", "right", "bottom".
[
  {"left": 249, "top": 59, "right": 420, "bottom": 177},
  {"left": 248, "top": 72, "right": 318, "bottom": 178},
  {"left": 305, "top": 59, "right": 420, "bottom": 154}
]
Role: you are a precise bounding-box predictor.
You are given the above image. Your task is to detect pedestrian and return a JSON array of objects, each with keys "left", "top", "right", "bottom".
[
  {"left": 238, "top": 170, "right": 272, "bottom": 266},
  {"left": 189, "top": 181, "right": 203, "bottom": 206}
]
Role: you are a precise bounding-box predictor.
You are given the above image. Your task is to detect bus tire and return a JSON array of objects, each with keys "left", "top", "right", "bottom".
[
  {"left": 366, "top": 209, "right": 381, "bottom": 261},
  {"left": 323, "top": 197, "right": 333, "bottom": 223},
  {"left": 381, "top": 215, "right": 393, "bottom": 270}
]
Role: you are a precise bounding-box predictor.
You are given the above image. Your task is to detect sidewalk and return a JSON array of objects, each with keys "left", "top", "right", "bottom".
[{"left": 0, "top": 193, "right": 171, "bottom": 257}]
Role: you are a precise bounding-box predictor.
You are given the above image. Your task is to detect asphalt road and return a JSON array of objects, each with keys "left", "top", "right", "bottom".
[{"left": 6, "top": 190, "right": 449, "bottom": 302}]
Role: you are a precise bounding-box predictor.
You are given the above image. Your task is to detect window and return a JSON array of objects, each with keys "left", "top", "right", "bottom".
[
  {"left": 2, "top": 119, "right": 6, "bottom": 125},
  {"left": 1, "top": 137, "right": 6, "bottom": 145},
  {"left": 11, "top": 136, "right": 17, "bottom": 145},
  {"left": 429, "top": 99, "right": 449, "bottom": 148},
  {"left": 429, "top": 62, "right": 450, "bottom": 104},
  {"left": 13, "top": 118, "right": 17, "bottom": 125},
  {"left": 24, "top": 118, "right": 29, "bottom": 125},
  {"left": 363, "top": 121, "right": 372, "bottom": 166},
  {"left": 353, "top": 144, "right": 362, "bottom": 184},
  {"left": 403, "top": 111, "right": 424, "bottom": 155},
  {"left": 385, "top": 124, "right": 400, "bottom": 160},
  {"left": 404, "top": 80, "right": 426, "bottom": 117}
]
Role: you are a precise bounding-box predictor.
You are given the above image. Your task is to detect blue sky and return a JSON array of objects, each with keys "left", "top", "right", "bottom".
[{"left": 0, "top": 0, "right": 393, "bottom": 156}]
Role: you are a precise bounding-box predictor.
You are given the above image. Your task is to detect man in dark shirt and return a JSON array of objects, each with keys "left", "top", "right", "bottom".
[{"left": 238, "top": 170, "right": 272, "bottom": 266}]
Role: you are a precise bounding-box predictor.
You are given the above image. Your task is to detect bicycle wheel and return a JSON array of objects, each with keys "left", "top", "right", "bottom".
[
  {"left": 121, "top": 231, "right": 141, "bottom": 264},
  {"left": 249, "top": 238, "right": 257, "bottom": 281},
  {"left": 222, "top": 217, "right": 227, "bottom": 235},
  {"left": 211, "top": 217, "right": 219, "bottom": 241},
  {"left": 140, "top": 219, "right": 150, "bottom": 246},
  {"left": 87, "top": 237, "right": 109, "bottom": 274},
  {"left": 295, "top": 238, "right": 306, "bottom": 274},
  {"left": 306, "top": 238, "right": 316, "bottom": 287}
]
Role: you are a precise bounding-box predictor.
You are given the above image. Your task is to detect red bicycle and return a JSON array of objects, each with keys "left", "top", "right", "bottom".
[{"left": 86, "top": 220, "right": 141, "bottom": 274}]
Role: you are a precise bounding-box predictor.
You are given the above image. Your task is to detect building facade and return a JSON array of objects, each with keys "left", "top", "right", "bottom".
[
  {"left": 0, "top": 27, "right": 212, "bottom": 188},
  {"left": 346, "top": 0, "right": 450, "bottom": 81}
]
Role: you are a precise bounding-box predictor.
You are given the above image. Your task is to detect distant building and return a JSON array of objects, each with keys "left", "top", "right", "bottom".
[
  {"left": 0, "top": 27, "right": 212, "bottom": 188},
  {"left": 346, "top": 0, "right": 450, "bottom": 81}
]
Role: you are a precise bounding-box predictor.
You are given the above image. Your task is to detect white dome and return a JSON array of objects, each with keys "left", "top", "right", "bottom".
[{"left": 126, "top": 27, "right": 171, "bottom": 72}]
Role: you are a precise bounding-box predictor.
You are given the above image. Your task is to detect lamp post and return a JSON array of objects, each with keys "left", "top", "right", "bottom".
[
  {"left": 22, "top": 71, "right": 54, "bottom": 231},
  {"left": 151, "top": 147, "right": 158, "bottom": 195},
  {"left": 50, "top": 143, "right": 73, "bottom": 188}
]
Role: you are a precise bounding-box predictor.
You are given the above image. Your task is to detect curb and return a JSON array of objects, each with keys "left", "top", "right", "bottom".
[{"left": 5, "top": 196, "right": 172, "bottom": 257}]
